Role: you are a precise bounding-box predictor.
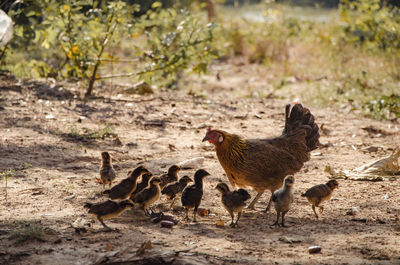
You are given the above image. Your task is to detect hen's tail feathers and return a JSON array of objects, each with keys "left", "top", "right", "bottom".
[
  {"left": 84, "top": 202, "right": 92, "bottom": 209},
  {"left": 283, "top": 104, "right": 320, "bottom": 151}
]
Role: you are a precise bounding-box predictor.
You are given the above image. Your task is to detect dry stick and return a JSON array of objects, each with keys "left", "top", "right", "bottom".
[
  {"left": 86, "top": 11, "right": 117, "bottom": 96},
  {"left": 4, "top": 175, "right": 7, "bottom": 201}
]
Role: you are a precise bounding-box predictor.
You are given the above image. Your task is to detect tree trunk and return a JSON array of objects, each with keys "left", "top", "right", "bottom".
[{"left": 205, "top": 0, "right": 216, "bottom": 21}]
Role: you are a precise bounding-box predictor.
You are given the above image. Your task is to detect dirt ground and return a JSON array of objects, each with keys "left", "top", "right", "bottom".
[{"left": 1, "top": 62, "right": 400, "bottom": 265}]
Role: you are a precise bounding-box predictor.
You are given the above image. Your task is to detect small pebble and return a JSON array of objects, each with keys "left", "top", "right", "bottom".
[{"left": 308, "top": 246, "right": 322, "bottom": 254}]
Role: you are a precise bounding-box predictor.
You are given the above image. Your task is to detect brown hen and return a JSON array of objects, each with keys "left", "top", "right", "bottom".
[{"left": 202, "top": 103, "right": 319, "bottom": 211}]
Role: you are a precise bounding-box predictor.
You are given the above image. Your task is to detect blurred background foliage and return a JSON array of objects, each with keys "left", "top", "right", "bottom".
[{"left": 0, "top": 0, "right": 399, "bottom": 119}]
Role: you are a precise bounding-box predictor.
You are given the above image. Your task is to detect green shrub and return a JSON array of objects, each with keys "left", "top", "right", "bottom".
[{"left": 340, "top": 0, "right": 400, "bottom": 51}]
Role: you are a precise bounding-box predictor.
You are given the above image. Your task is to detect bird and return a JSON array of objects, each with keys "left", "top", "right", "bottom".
[
  {"left": 132, "top": 176, "right": 162, "bottom": 216},
  {"left": 99, "top": 151, "right": 117, "bottom": 190},
  {"left": 215, "top": 182, "right": 251, "bottom": 227},
  {"left": 103, "top": 166, "right": 149, "bottom": 200},
  {"left": 159, "top": 165, "right": 181, "bottom": 189},
  {"left": 271, "top": 175, "right": 295, "bottom": 227},
  {"left": 301, "top": 179, "right": 339, "bottom": 219},
  {"left": 84, "top": 199, "right": 134, "bottom": 230},
  {"left": 130, "top": 171, "right": 153, "bottom": 198},
  {"left": 161, "top": 175, "right": 193, "bottom": 209},
  {"left": 181, "top": 169, "right": 210, "bottom": 222},
  {"left": 202, "top": 103, "right": 319, "bottom": 211}
]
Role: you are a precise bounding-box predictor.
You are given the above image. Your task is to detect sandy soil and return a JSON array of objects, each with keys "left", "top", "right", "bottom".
[{"left": 1, "top": 64, "right": 400, "bottom": 265}]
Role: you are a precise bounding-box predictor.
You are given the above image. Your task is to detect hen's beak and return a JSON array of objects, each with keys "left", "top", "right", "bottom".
[{"left": 202, "top": 135, "right": 209, "bottom": 142}]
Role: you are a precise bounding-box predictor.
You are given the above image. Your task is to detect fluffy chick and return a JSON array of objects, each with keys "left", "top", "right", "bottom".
[
  {"left": 159, "top": 165, "right": 181, "bottom": 189},
  {"left": 271, "top": 175, "right": 295, "bottom": 227},
  {"left": 132, "top": 176, "right": 161, "bottom": 216},
  {"left": 216, "top": 182, "right": 251, "bottom": 227},
  {"left": 161, "top": 175, "right": 192, "bottom": 209},
  {"left": 103, "top": 166, "right": 149, "bottom": 200},
  {"left": 130, "top": 171, "right": 153, "bottom": 198},
  {"left": 84, "top": 199, "right": 134, "bottom": 230},
  {"left": 301, "top": 179, "right": 339, "bottom": 219},
  {"left": 181, "top": 169, "right": 210, "bottom": 222},
  {"left": 99, "top": 151, "right": 117, "bottom": 189}
]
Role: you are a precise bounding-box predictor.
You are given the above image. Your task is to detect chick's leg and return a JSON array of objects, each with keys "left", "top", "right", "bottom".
[
  {"left": 184, "top": 207, "right": 189, "bottom": 221},
  {"left": 319, "top": 206, "right": 324, "bottom": 214},
  {"left": 169, "top": 198, "right": 176, "bottom": 210},
  {"left": 193, "top": 206, "right": 198, "bottom": 222},
  {"left": 271, "top": 212, "right": 281, "bottom": 227},
  {"left": 281, "top": 212, "right": 287, "bottom": 227},
  {"left": 247, "top": 192, "right": 263, "bottom": 210},
  {"left": 312, "top": 205, "right": 319, "bottom": 219},
  {"left": 99, "top": 219, "right": 112, "bottom": 231},
  {"left": 234, "top": 211, "right": 242, "bottom": 227},
  {"left": 229, "top": 211, "right": 235, "bottom": 227}
]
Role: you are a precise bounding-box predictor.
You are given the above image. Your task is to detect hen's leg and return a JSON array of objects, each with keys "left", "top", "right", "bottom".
[
  {"left": 247, "top": 192, "right": 263, "bottom": 210},
  {"left": 265, "top": 193, "right": 274, "bottom": 212}
]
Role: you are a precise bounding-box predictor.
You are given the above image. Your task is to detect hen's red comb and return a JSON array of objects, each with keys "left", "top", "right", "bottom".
[{"left": 207, "top": 127, "right": 212, "bottom": 132}]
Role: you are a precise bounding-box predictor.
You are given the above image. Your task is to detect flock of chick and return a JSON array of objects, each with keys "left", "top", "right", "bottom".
[{"left": 84, "top": 103, "right": 341, "bottom": 231}]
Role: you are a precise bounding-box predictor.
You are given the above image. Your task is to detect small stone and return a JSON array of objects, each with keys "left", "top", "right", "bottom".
[
  {"left": 346, "top": 207, "right": 359, "bottom": 216},
  {"left": 64, "top": 194, "right": 75, "bottom": 200},
  {"left": 308, "top": 246, "right": 322, "bottom": 254},
  {"left": 161, "top": 220, "right": 174, "bottom": 228}
]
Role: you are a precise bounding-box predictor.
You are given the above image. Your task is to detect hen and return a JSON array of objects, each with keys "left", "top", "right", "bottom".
[{"left": 202, "top": 103, "right": 319, "bottom": 211}]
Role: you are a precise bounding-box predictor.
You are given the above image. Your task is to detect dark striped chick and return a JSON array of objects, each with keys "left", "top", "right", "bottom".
[
  {"left": 181, "top": 169, "right": 210, "bottom": 222},
  {"left": 301, "top": 179, "right": 339, "bottom": 219},
  {"left": 130, "top": 171, "right": 153, "bottom": 199},
  {"left": 99, "top": 151, "right": 117, "bottom": 190},
  {"left": 159, "top": 165, "right": 181, "bottom": 189},
  {"left": 132, "top": 176, "right": 161, "bottom": 216},
  {"left": 216, "top": 182, "right": 250, "bottom": 227},
  {"left": 271, "top": 175, "right": 295, "bottom": 227},
  {"left": 103, "top": 166, "right": 149, "bottom": 200},
  {"left": 84, "top": 199, "right": 134, "bottom": 230},
  {"left": 161, "top": 175, "right": 193, "bottom": 209}
]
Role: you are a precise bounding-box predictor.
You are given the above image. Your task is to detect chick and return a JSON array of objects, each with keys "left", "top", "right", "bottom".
[
  {"left": 161, "top": 175, "right": 193, "bottom": 209},
  {"left": 84, "top": 199, "right": 134, "bottom": 230},
  {"left": 301, "top": 179, "right": 339, "bottom": 219},
  {"left": 103, "top": 166, "right": 149, "bottom": 200},
  {"left": 181, "top": 169, "right": 210, "bottom": 222},
  {"left": 130, "top": 171, "right": 153, "bottom": 199},
  {"left": 215, "top": 182, "right": 251, "bottom": 227},
  {"left": 159, "top": 165, "right": 181, "bottom": 189},
  {"left": 271, "top": 175, "right": 295, "bottom": 227},
  {"left": 99, "top": 151, "right": 117, "bottom": 190},
  {"left": 132, "top": 176, "right": 161, "bottom": 216}
]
